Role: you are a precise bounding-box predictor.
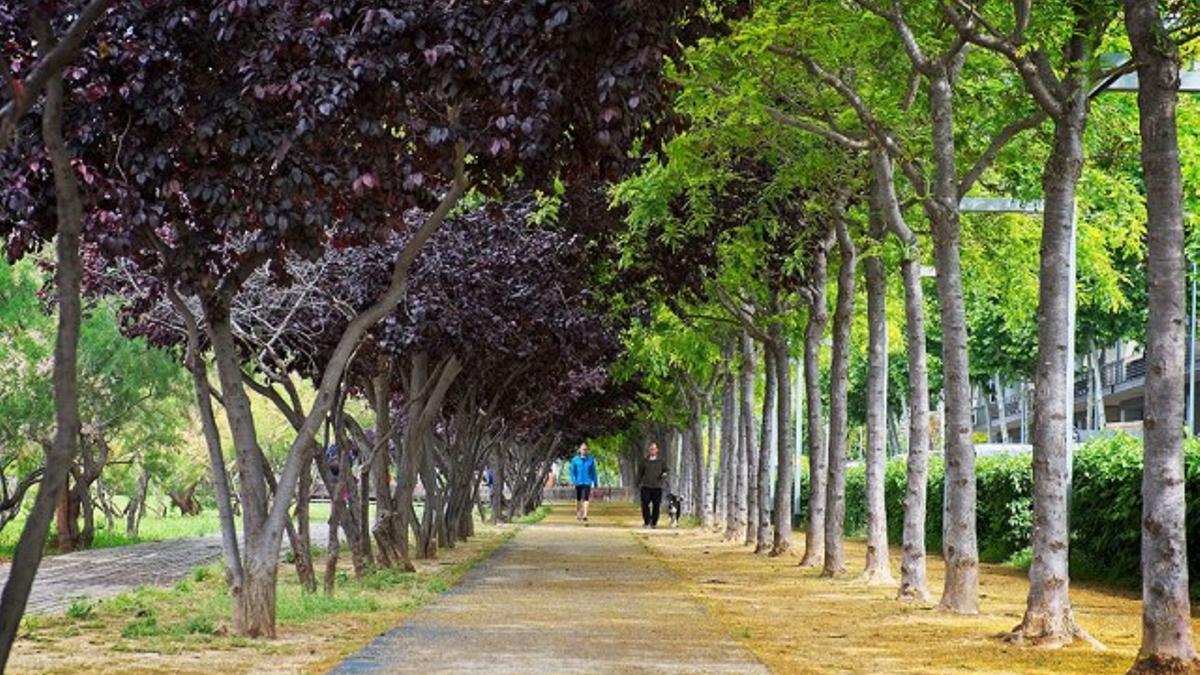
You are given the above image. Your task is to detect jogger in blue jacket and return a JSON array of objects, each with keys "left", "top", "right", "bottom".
[{"left": 569, "top": 443, "right": 598, "bottom": 522}]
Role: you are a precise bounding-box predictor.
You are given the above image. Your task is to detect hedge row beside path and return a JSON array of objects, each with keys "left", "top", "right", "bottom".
[{"left": 812, "top": 433, "right": 1200, "bottom": 594}]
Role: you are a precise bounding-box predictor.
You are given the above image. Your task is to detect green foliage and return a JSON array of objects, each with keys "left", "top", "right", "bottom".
[
  {"left": 65, "top": 599, "right": 94, "bottom": 620},
  {"left": 832, "top": 434, "right": 1200, "bottom": 595}
]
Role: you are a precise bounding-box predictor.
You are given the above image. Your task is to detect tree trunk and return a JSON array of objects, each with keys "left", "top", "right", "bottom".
[
  {"left": 0, "top": 46, "right": 83, "bottom": 668},
  {"left": 756, "top": 346, "right": 776, "bottom": 554},
  {"left": 207, "top": 311, "right": 270, "bottom": 565},
  {"left": 994, "top": 373, "right": 1010, "bottom": 443},
  {"left": 862, "top": 206, "right": 893, "bottom": 585},
  {"left": 875, "top": 145, "right": 933, "bottom": 601},
  {"left": 1010, "top": 23, "right": 1093, "bottom": 644},
  {"left": 725, "top": 363, "right": 747, "bottom": 541},
  {"left": 1126, "top": 2, "right": 1199, "bottom": 669},
  {"left": 741, "top": 333, "right": 758, "bottom": 546},
  {"left": 704, "top": 406, "right": 717, "bottom": 528},
  {"left": 770, "top": 331, "right": 794, "bottom": 557},
  {"left": 822, "top": 215, "right": 856, "bottom": 576},
  {"left": 926, "top": 69, "right": 978, "bottom": 614},
  {"left": 690, "top": 398, "right": 706, "bottom": 521},
  {"left": 167, "top": 288, "right": 245, "bottom": 628},
  {"left": 800, "top": 230, "right": 832, "bottom": 567},
  {"left": 293, "top": 452, "right": 317, "bottom": 594},
  {"left": 1091, "top": 342, "right": 1107, "bottom": 430},
  {"left": 126, "top": 470, "right": 149, "bottom": 538},
  {"left": 717, "top": 342, "right": 737, "bottom": 531}
]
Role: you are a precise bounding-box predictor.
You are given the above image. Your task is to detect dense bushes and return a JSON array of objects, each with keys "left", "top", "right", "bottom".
[{"left": 833, "top": 433, "right": 1200, "bottom": 592}]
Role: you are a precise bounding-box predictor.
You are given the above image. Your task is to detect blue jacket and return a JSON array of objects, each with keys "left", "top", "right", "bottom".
[{"left": 569, "top": 455, "right": 598, "bottom": 487}]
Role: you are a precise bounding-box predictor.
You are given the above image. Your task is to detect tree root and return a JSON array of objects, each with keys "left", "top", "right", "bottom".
[
  {"left": 1003, "top": 611, "right": 1105, "bottom": 650},
  {"left": 1128, "top": 655, "right": 1200, "bottom": 674}
]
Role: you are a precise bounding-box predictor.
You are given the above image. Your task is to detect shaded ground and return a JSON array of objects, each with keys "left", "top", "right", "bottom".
[
  {"left": 637, "top": 516, "right": 1198, "bottom": 674},
  {"left": 0, "top": 524, "right": 329, "bottom": 615},
  {"left": 334, "top": 503, "right": 766, "bottom": 674}
]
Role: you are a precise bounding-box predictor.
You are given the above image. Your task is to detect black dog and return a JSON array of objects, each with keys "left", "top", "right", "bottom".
[{"left": 666, "top": 493, "right": 683, "bottom": 527}]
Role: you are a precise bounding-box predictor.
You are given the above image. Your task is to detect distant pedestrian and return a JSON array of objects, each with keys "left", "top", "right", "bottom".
[
  {"left": 637, "top": 442, "right": 668, "bottom": 528},
  {"left": 569, "top": 443, "right": 598, "bottom": 523}
]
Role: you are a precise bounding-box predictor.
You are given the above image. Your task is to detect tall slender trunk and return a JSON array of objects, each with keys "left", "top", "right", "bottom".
[
  {"left": 1091, "top": 342, "right": 1107, "bottom": 430},
  {"left": 741, "top": 333, "right": 758, "bottom": 545},
  {"left": 756, "top": 346, "right": 776, "bottom": 554},
  {"left": 823, "top": 215, "right": 856, "bottom": 576},
  {"left": 926, "top": 69, "right": 978, "bottom": 614},
  {"left": 0, "top": 46, "right": 84, "bottom": 667},
  {"left": 994, "top": 373, "right": 1011, "bottom": 443},
  {"left": 1010, "top": 18, "right": 1093, "bottom": 643},
  {"left": 717, "top": 342, "right": 737, "bottom": 531},
  {"left": 862, "top": 198, "right": 893, "bottom": 585},
  {"left": 800, "top": 231, "right": 832, "bottom": 567},
  {"left": 875, "top": 145, "right": 933, "bottom": 601},
  {"left": 294, "top": 452, "right": 316, "bottom": 593},
  {"left": 726, "top": 353, "right": 747, "bottom": 542},
  {"left": 704, "top": 408, "right": 717, "bottom": 528},
  {"left": 1126, "top": 1, "right": 1198, "bottom": 669},
  {"left": 690, "top": 399, "right": 706, "bottom": 521},
  {"left": 168, "top": 288, "right": 244, "bottom": 624},
  {"left": 770, "top": 330, "right": 794, "bottom": 556}
]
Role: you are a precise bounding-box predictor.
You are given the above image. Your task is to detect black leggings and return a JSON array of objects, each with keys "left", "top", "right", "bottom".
[{"left": 640, "top": 487, "right": 663, "bottom": 526}]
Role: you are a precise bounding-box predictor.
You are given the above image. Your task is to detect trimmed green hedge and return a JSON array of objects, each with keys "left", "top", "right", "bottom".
[{"left": 806, "top": 433, "right": 1200, "bottom": 592}]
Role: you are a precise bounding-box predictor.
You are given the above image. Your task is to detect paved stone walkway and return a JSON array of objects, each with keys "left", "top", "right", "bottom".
[
  {"left": 0, "top": 524, "right": 328, "bottom": 615},
  {"left": 333, "top": 517, "right": 767, "bottom": 674}
]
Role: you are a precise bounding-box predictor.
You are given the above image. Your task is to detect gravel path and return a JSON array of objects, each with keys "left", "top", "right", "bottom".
[
  {"left": 0, "top": 524, "right": 329, "bottom": 615},
  {"left": 332, "top": 517, "right": 767, "bottom": 674}
]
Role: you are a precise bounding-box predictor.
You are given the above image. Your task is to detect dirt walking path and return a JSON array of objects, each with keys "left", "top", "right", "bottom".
[{"left": 333, "top": 504, "right": 766, "bottom": 674}]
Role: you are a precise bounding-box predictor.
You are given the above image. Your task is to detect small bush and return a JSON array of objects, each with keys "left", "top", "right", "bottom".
[
  {"left": 121, "top": 616, "right": 162, "bottom": 639},
  {"left": 185, "top": 616, "right": 214, "bottom": 635},
  {"left": 835, "top": 432, "right": 1200, "bottom": 595},
  {"left": 66, "top": 599, "right": 93, "bottom": 620},
  {"left": 192, "top": 566, "right": 214, "bottom": 583}
]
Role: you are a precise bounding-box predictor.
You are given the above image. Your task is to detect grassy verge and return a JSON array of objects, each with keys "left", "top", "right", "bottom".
[
  {"left": 0, "top": 501, "right": 337, "bottom": 561},
  {"left": 11, "top": 521, "right": 512, "bottom": 675},
  {"left": 512, "top": 505, "right": 551, "bottom": 524}
]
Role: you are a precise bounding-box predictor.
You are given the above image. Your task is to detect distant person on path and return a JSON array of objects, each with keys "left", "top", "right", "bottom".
[
  {"left": 638, "top": 442, "right": 668, "bottom": 528},
  {"left": 569, "top": 443, "right": 598, "bottom": 522}
]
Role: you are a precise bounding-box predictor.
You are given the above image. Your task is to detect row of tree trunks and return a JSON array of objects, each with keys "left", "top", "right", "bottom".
[{"left": 872, "top": 149, "right": 932, "bottom": 602}]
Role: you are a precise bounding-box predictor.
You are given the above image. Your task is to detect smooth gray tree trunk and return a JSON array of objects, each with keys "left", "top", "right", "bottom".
[
  {"left": 1126, "top": 1, "right": 1198, "bottom": 668},
  {"left": 771, "top": 328, "right": 794, "bottom": 556},
  {"left": 756, "top": 346, "right": 776, "bottom": 553},
  {"left": 800, "top": 230, "right": 832, "bottom": 567},
  {"left": 862, "top": 200, "right": 893, "bottom": 585},
  {"left": 926, "top": 69, "right": 979, "bottom": 614},
  {"left": 875, "top": 147, "right": 933, "bottom": 601},
  {"left": 823, "top": 215, "right": 857, "bottom": 577},
  {"left": 741, "top": 333, "right": 759, "bottom": 546}
]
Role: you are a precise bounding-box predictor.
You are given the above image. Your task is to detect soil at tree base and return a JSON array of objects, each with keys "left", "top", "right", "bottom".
[{"left": 333, "top": 502, "right": 766, "bottom": 674}]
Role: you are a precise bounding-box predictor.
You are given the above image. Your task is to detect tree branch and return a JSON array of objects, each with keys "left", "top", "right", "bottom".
[
  {"left": 0, "top": 0, "right": 112, "bottom": 149},
  {"left": 958, "top": 108, "right": 1048, "bottom": 198}
]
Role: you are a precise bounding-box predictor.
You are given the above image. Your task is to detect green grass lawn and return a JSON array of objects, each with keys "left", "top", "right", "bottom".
[{"left": 0, "top": 500, "right": 337, "bottom": 561}]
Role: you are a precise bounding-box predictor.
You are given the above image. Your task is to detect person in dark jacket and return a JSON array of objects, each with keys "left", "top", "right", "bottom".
[{"left": 637, "top": 442, "right": 668, "bottom": 528}]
